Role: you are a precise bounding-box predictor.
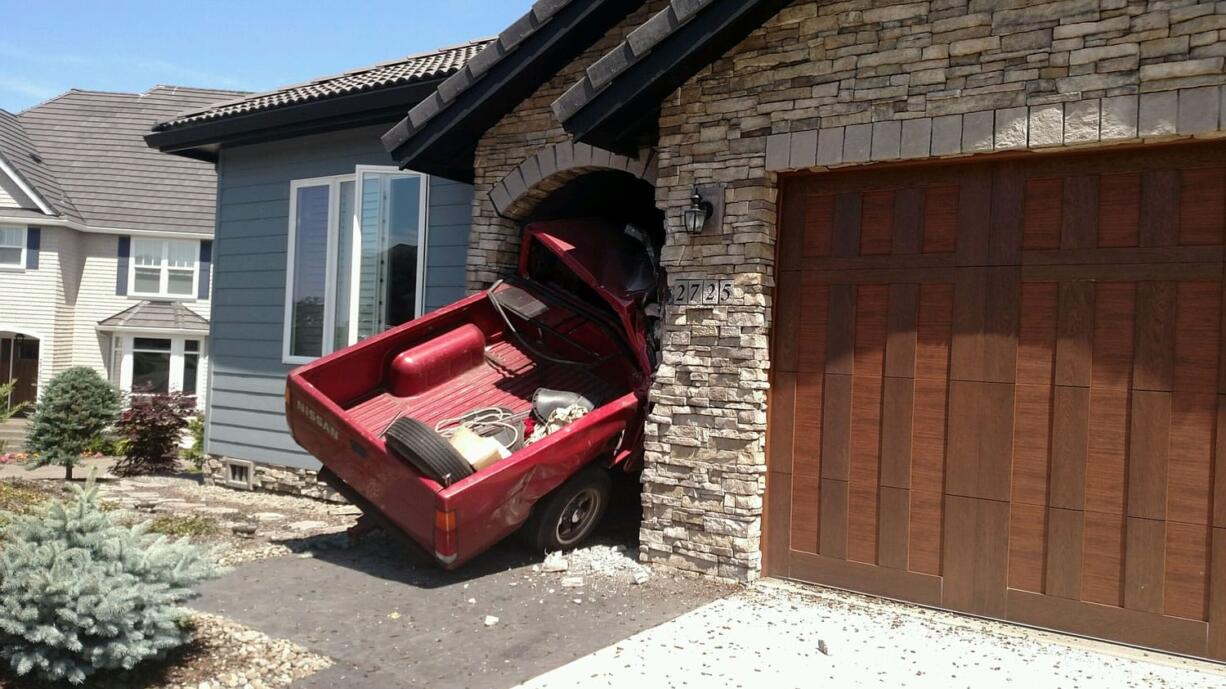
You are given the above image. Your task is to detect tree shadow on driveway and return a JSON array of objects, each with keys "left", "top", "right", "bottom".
[{"left": 192, "top": 475, "right": 728, "bottom": 689}]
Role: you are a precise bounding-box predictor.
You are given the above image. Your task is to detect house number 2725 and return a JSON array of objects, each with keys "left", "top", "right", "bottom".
[{"left": 668, "top": 279, "right": 734, "bottom": 305}]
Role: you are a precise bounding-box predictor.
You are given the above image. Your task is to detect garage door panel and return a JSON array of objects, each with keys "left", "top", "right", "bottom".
[
  {"left": 921, "top": 185, "right": 958, "bottom": 253},
  {"left": 819, "top": 373, "right": 851, "bottom": 481},
  {"left": 859, "top": 189, "right": 894, "bottom": 256},
  {"left": 1081, "top": 510, "right": 1126, "bottom": 607},
  {"left": 789, "top": 470, "right": 818, "bottom": 555},
  {"left": 1140, "top": 168, "right": 1180, "bottom": 248},
  {"left": 1164, "top": 521, "right": 1211, "bottom": 621},
  {"left": 943, "top": 495, "right": 1008, "bottom": 617},
  {"left": 1124, "top": 516, "right": 1166, "bottom": 614},
  {"left": 792, "top": 371, "right": 822, "bottom": 476},
  {"left": 1008, "top": 501, "right": 1047, "bottom": 592},
  {"left": 1179, "top": 167, "right": 1225, "bottom": 247},
  {"left": 825, "top": 284, "right": 855, "bottom": 374},
  {"left": 1023, "top": 177, "right": 1063, "bottom": 250},
  {"left": 907, "top": 488, "right": 943, "bottom": 575},
  {"left": 1061, "top": 175, "right": 1100, "bottom": 251},
  {"left": 1128, "top": 390, "right": 1171, "bottom": 520},
  {"left": 1085, "top": 387, "right": 1129, "bottom": 516},
  {"left": 1044, "top": 506, "right": 1085, "bottom": 600},
  {"left": 956, "top": 173, "right": 991, "bottom": 265},
  {"left": 877, "top": 486, "right": 910, "bottom": 570},
  {"left": 892, "top": 187, "right": 924, "bottom": 254},
  {"left": 1055, "top": 281, "right": 1095, "bottom": 387},
  {"left": 884, "top": 283, "right": 918, "bottom": 378},
  {"left": 819, "top": 478, "right": 848, "bottom": 559},
  {"left": 1174, "top": 280, "right": 1221, "bottom": 394},
  {"left": 1098, "top": 172, "right": 1141, "bottom": 248},
  {"left": 1133, "top": 281, "right": 1177, "bottom": 392},
  {"left": 1010, "top": 383, "right": 1052, "bottom": 506},
  {"left": 879, "top": 377, "right": 914, "bottom": 490},
  {"left": 1017, "top": 282, "right": 1057, "bottom": 384},
  {"left": 770, "top": 145, "right": 1226, "bottom": 659},
  {"left": 1049, "top": 385, "right": 1089, "bottom": 511},
  {"left": 832, "top": 192, "right": 861, "bottom": 258},
  {"left": 988, "top": 162, "right": 1025, "bottom": 265},
  {"left": 1216, "top": 398, "right": 1226, "bottom": 529},
  {"left": 1208, "top": 529, "right": 1226, "bottom": 659},
  {"left": 946, "top": 380, "right": 1015, "bottom": 502}
]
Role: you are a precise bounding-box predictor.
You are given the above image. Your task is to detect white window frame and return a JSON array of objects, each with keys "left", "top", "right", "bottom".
[
  {"left": 113, "top": 334, "right": 207, "bottom": 408},
  {"left": 283, "top": 174, "right": 352, "bottom": 364},
  {"left": 282, "top": 168, "right": 429, "bottom": 365},
  {"left": 0, "top": 224, "right": 26, "bottom": 271},
  {"left": 128, "top": 237, "right": 200, "bottom": 299}
]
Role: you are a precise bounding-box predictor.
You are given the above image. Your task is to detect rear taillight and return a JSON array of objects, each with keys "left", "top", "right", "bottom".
[{"left": 434, "top": 508, "right": 457, "bottom": 564}]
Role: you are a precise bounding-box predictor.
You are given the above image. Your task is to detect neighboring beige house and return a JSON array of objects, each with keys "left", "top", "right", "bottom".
[{"left": 0, "top": 86, "right": 243, "bottom": 409}]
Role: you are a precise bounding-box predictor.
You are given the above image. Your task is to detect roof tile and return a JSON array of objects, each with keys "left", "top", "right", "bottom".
[{"left": 155, "top": 41, "right": 490, "bottom": 131}]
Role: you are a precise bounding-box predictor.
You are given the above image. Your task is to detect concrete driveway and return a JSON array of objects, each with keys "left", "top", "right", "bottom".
[
  {"left": 517, "top": 580, "right": 1226, "bottom": 689},
  {"left": 192, "top": 534, "right": 729, "bottom": 689}
]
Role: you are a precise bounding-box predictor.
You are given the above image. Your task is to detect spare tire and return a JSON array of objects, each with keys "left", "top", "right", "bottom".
[{"left": 384, "top": 417, "right": 475, "bottom": 486}]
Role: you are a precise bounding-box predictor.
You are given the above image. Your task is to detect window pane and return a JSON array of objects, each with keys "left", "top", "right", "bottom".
[
  {"left": 167, "top": 269, "right": 194, "bottom": 295},
  {"left": 167, "top": 241, "right": 196, "bottom": 268},
  {"left": 333, "top": 180, "right": 355, "bottom": 349},
  {"left": 183, "top": 353, "right": 199, "bottom": 395},
  {"left": 132, "top": 351, "right": 170, "bottom": 394},
  {"left": 184, "top": 340, "right": 200, "bottom": 352},
  {"left": 289, "top": 184, "right": 330, "bottom": 358},
  {"left": 133, "top": 338, "right": 171, "bottom": 351},
  {"left": 0, "top": 227, "right": 22, "bottom": 248},
  {"left": 133, "top": 239, "right": 162, "bottom": 267},
  {"left": 133, "top": 267, "right": 161, "bottom": 293},
  {"left": 0, "top": 247, "right": 20, "bottom": 266},
  {"left": 356, "top": 172, "right": 422, "bottom": 340}
]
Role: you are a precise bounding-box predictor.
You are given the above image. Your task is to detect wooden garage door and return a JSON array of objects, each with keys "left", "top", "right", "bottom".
[{"left": 766, "top": 142, "right": 1226, "bottom": 660}]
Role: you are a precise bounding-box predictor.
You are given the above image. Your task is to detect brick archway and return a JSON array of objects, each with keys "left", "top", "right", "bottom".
[{"left": 488, "top": 140, "right": 656, "bottom": 220}]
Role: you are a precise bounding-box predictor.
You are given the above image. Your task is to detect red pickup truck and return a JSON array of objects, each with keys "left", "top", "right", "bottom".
[{"left": 285, "top": 219, "right": 659, "bottom": 568}]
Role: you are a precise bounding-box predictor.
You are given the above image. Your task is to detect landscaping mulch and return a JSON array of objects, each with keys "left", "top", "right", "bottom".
[{"left": 0, "top": 612, "right": 331, "bottom": 689}]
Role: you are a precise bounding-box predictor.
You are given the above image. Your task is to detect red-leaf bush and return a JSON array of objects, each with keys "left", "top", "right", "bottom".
[{"left": 113, "top": 393, "right": 196, "bottom": 476}]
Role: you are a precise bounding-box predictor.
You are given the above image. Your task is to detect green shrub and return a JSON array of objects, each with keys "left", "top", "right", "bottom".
[
  {"left": 25, "top": 368, "right": 120, "bottom": 480},
  {"left": 83, "top": 433, "right": 126, "bottom": 457},
  {"left": 182, "top": 415, "right": 206, "bottom": 469},
  {"left": 0, "top": 480, "right": 223, "bottom": 685},
  {"left": 113, "top": 393, "right": 195, "bottom": 477}
]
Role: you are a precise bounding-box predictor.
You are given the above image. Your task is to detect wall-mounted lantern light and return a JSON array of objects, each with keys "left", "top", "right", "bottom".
[{"left": 682, "top": 187, "right": 714, "bottom": 234}]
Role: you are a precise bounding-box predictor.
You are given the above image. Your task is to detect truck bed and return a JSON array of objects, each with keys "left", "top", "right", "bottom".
[{"left": 345, "top": 337, "right": 615, "bottom": 441}]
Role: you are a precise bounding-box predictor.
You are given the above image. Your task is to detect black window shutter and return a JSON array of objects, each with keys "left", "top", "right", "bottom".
[
  {"left": 116, "top": 236, "right": 130, "bottom": 295},
  {"left": 198, "top": 240, "right": 212, "bottom": 299},
  {"left": 25, "top": 227, "right": 39, "bottom": 269}
]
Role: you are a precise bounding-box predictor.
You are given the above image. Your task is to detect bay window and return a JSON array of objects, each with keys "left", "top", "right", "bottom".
[
  {"left": 0, "top": 226, "right": 24, "bottom": 268},
  {"left": 131, "top": 238, "right": 199, "bottom": 298},
  {"left": 283, "top": 167, "right": 427, "bottom": 363},
  {"left": 110, "top": 335, "right": 206, "bottom": 405}
]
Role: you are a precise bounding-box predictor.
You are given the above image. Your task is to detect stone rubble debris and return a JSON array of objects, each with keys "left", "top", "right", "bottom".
[
  {"left": 541, "top": 551, "right": 569, "bottom": 572},
  {"left": 560, "top": 576, "right": 584, "bottom": 588},
  {"left": 484, "top": 615, "right": 499, "bottom": 627}
]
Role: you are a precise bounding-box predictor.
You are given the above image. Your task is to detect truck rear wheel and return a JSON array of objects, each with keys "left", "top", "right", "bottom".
[
  {"left": 384, "top": 417, "right": 474, "bottom": 487},
  {"left": 521, "top": 464, "right": 611, "bottom": 552}
]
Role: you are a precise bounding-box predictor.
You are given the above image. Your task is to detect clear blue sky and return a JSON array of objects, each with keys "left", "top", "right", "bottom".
[{"left": 0, "top": 0, "right": 530, "bottom": 112}]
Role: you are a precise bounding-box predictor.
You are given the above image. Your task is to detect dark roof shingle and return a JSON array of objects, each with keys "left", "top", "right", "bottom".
[
  {"left": 16, "top": 86, "right": 246, "bottom": 234},
  {"left": 97, "top": 300, "right": 209, "bottom": 332},
  {"left": 0, "top": 109, "right": 79, "bottom": 221},
  {"left": 154, "top": 41, "right": 491, "bottom": 131}
]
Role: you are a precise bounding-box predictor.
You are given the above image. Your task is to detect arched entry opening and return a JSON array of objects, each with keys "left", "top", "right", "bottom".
[
  {"left": 0, "top": 331, "right": 40, "bottom": 412},
  {"left": 492, "top": 160, "right": 666, "bottom": 546}
]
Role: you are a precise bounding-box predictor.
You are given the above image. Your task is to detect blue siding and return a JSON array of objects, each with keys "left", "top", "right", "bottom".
[{"left": 207, "top": 125, "right": 472, "bottom": 469}]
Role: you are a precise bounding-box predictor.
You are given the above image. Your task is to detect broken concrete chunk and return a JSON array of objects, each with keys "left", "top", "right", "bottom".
[
  {"left": 541, "top": 552, "right": 569, "bottom": 572},
  {"left": 484, "top": 616, "right": 499, "bottom": 627},
  {"left": 632, "top": 569, "right": 651, "bottom": 585},
  {"left": 561, "top": 576, "right": 584, "bottom": 588}
]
